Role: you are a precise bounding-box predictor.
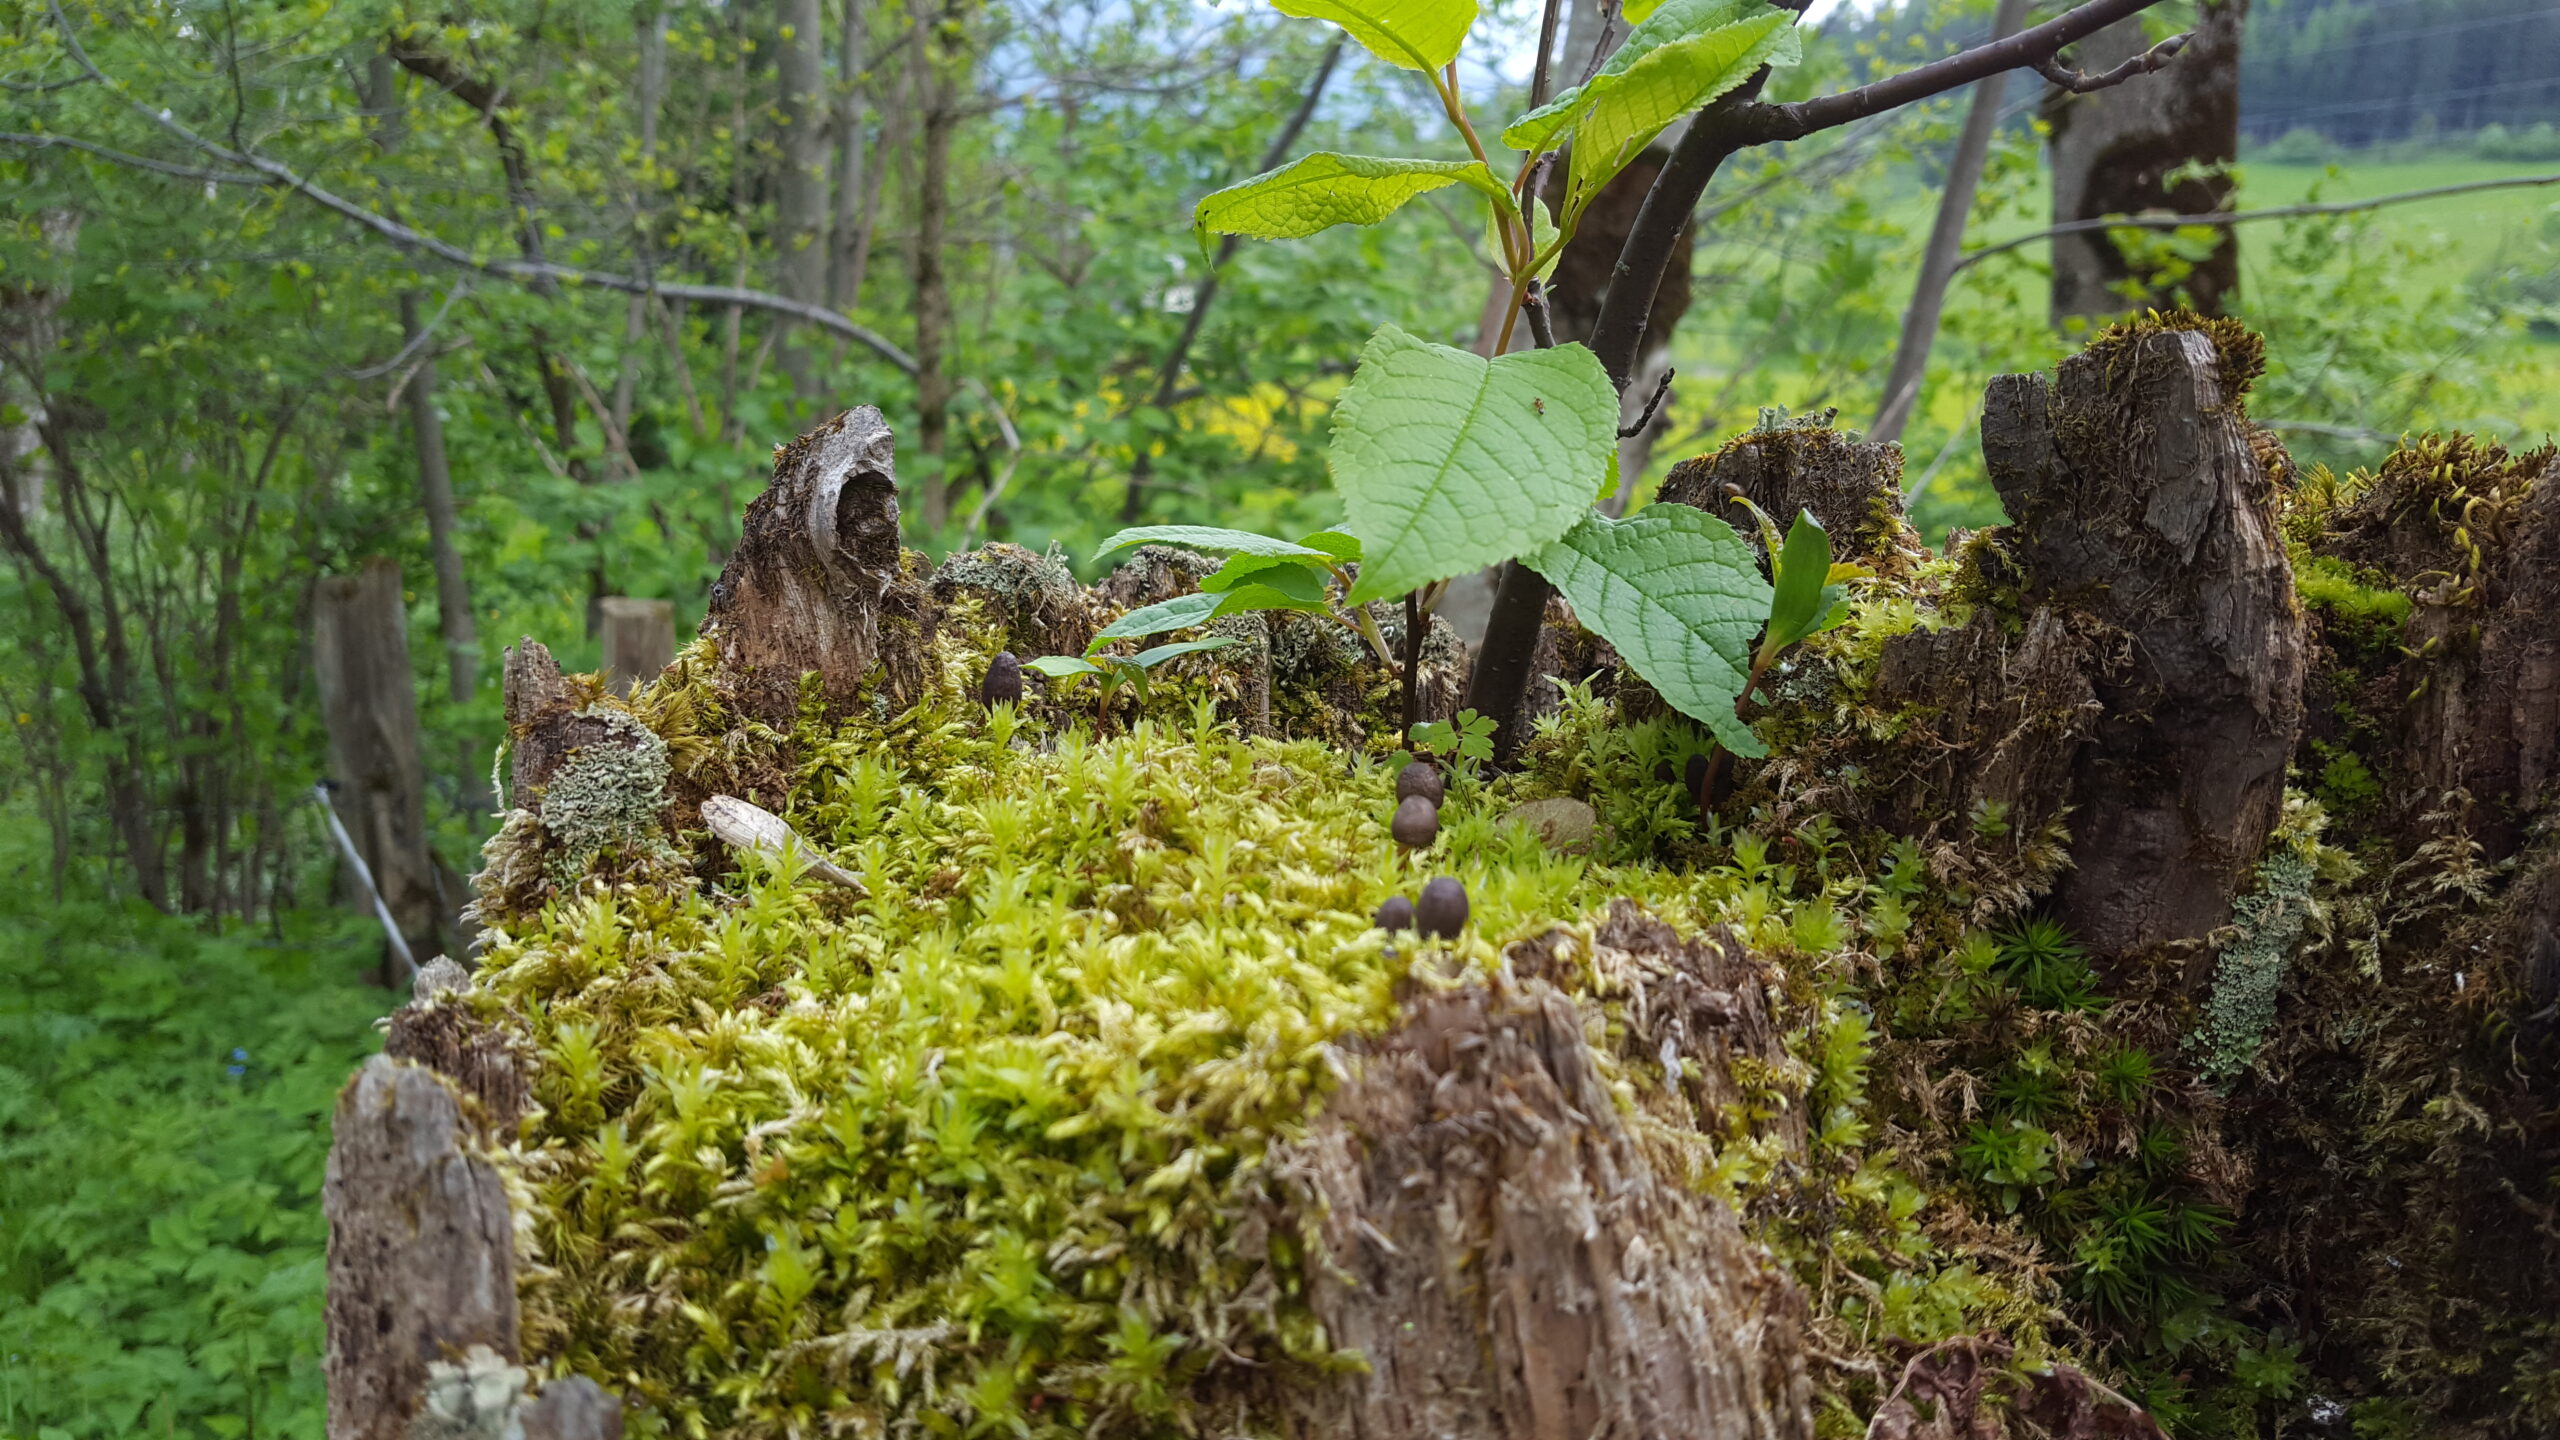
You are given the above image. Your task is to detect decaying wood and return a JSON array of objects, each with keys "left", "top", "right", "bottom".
[
  {"left": 315, "top": 556, "right": 457, "bottom": 967},
  {"left": 2311, "top": 441, "right": 2560, "bottom": 861},
  {"left": 384, "top": 961, "right": 530, "bottom": 1134},
  {"left": 702, "top": 404, "right": 930, "bottom": 721},
  {"left": 598, "top": 596, "right": 677, "bottom": 696},
  {"left": 701, "top": 793, "right": 867, "bottom": 889},
  {"left": 1657, "top": 421, "right": 1928, "bottom": 575},
  {"left": 325, "top": 1056, "right": 519, "bottom": 1440},
  {"left": 1274, "top": 950, "right": 1811, "bottom": 1440},
  {"left": 1980, "top": 326, "right": 2304, "bottom": 960},
  {"left": 498, "top": 637, "right": 648, "bottom": 812},
  {"left": 519, "top": 1377, "right": 624, "bottom": 1440},
  {"left": 1866, "top": 1336, "right": 2164, "bottom": 1440}
]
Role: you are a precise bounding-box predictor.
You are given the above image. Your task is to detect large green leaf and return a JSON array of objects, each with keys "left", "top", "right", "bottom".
[
  {"left": 1194, "top": 154, "right": 1512, "bottom": 252},
  {"left": 1093, "top": 526, "right": 1330, "bottom": 564},
  {"left": 1090, "top": 592, "right": 1223, "bottom": 647},
  {"left": 1332, "top": 325, "right": 1617, "bottom": 604},
  {"left": 1761, "top": 508, "right": 1835, "bottom": 658},
  {"left": 1527, "top": 505, "right": 1772, "bottom": 756},
  {"left": 1269, "top": 0, "right": 1476, "bottom": 71},
  {"left": 1502, "top": 0, "right": 1798, "bottom": 192},
  {"left": 1566, "top": 4, "right": 1792, "bottom": 194}
]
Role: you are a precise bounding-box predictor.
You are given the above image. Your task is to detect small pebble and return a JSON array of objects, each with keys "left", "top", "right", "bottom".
[
  {"left": 1416, "top": 877, "right": 1469, "bottom": 940},
  {"left": 1374, "top": 895, "right": 1415, "bottom": 932},
  {"left": 1391, "top": 795, "right": 1440, "bottom": 848},
  {"left": 982, "top": 651, "right": 1023, "bottom": 707},
  {"left": 1396, "top": 760, "right": 1446, "bottom": 807}
]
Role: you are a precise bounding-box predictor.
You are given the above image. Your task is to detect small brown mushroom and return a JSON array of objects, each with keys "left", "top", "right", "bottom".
[
  {"left": 1374, "top": 895, "right": 1415, "bottom": 932},
  {"left": 1390, "top": 795, "right": 1439, "bottom": 849},
  {"left": 1416, "top": 877, "right": 1468, "bottom": 940},
  {"left": 982, "top": 651, "right": 1024, "bottom": 707},
  {"left": 1396, "top": 760, "right": 1446, "bottom": 807}
]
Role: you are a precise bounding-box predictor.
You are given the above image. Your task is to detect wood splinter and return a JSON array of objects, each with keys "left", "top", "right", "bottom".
[{"left": 701, "top": 794, "right": 868, "bottom": 892}]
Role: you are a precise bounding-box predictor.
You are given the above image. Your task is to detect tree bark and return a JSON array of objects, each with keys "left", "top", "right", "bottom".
[
  {"left": 912, "top": 0, "right": 961, "bottom": 535},
  {"left": 775, "top": 0, "right": 832, "bottom": 398},
  {"left": 314, "top": 556, "right": 452, "bottom": 967},
  {"left": 828, "top": 0, "right": 873, "bottom": 312},
  {"left": 324, "top": 1055, "right": 519, "bottom": 1440},
  {"left": 402, "top": 292, "right": 478, "bottom": 712},
  {"left": 598, "top": 596, "right": 677, "bottom": 696},
  {"left": 1871, "top": 0, "right": 2032, "bottom": 445},
  {"left": 2044, "top": 1, "right": 2246, "bottom": 325},
  {"left": 612, "top": 4, "right": 669, "bottom": 437}
]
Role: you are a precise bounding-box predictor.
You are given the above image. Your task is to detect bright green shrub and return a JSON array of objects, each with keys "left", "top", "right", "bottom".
[{"left": 0, "top": 848, "right": 385, "bottom": 1440}]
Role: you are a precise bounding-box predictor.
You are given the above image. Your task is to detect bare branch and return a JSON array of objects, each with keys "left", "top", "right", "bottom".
[
  {"left": 1753, "top": 0, "right": 2165, "bottom": 142},
  {"left": 1619, "top": 366, "right": 1673, "bottom": 439},
  {"left": 1949, "top": 171, "right": 2560, "bottom": 274},
  {"left": 2036, "top": 31, "right": 2190, "bottom": 93},
  {"left": 0, "top": 130, "right": 262, "bottom": 184},
  {"left": 36, "top": 0, "right": 922, "bottom": 374}
]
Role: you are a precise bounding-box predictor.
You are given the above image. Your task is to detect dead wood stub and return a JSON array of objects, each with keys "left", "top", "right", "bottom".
[
  {"left": 702, "top": 404, "right": 929, "bottom": 721},
  {"left": 1274, "top": 972, "right": 1812, "bottom": 1440},
  {"left": 2311, "top": 439, "right": 2560, "bottom": 861},
  {"left": 324, "top": 1056, "right": 519, "bottom": 1440},
  {"left": 1981, "top": 326, "right": 2305, "bottom": 960},
  {"left": 1657, "top": 423, "right": 1926, "bottom": 576},
  {"left": 1865, "top": 1336, "right": 2164, "bottom": 1440}
]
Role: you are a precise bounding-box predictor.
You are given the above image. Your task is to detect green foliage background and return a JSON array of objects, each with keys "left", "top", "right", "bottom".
[{"left": 0, "top": 835, "right": 384, "bottom": 1438}]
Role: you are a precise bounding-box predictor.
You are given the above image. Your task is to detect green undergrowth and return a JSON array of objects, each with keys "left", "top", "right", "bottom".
[
  {"left": 465, "top": 594, "right": 2325, "bottom": 1439},
  {"left": 0, "top": 840, "right": 386, "bottom": 1440}
]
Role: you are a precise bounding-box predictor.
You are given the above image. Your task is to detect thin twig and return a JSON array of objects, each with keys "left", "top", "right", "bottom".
[
  {"left": 29, "top": 0, "right": 920, "bottom": 372},
  {"left": 2036, "top": 32, "right": 2190, "bottom": 93},
  {"left": 1951, "top": 170, "right": 2560, "bottom": 273},
  {"left": 1620, "top": 367, "right": 1674, "bottom": 438}
]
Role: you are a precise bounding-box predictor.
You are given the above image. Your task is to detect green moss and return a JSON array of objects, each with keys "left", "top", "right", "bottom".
[
  {"left": 2295, "top": 553, "right": 2411, "bottom": 649},
  {"left": 484, "top": 619, "right": 2048, "bottom": 1437},
  {"left": 2088, "top": 308, "right": 2267, "bottom": 401}
]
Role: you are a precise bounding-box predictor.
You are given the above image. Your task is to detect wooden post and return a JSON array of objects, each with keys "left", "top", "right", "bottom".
[
  {"left": 598, "top": 596, "right": 677, "bottom": 695},
  {"left": 324, "top": 1055, "right": 519, "bottom": 1440},
  {"left": 314, "top": 556, "right": 452, "bottom": 970}
]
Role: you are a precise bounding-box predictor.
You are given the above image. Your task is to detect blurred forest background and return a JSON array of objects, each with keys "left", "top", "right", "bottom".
[{"left": 1, "top": 0, "right": 2556, "bottom": 1432}]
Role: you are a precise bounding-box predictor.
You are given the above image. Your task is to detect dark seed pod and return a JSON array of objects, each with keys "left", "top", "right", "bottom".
[
  {"left": 1396, "top": 760, "right": 1446, "bottom": 808},
  {"left": 1374, "top": 895, "right": 1415, "bottom": 932},
  {"left": 1654, "top": 760, "right": 1678, "bottom": 786},
  {"left": 982, "top": 651, "right": 1023, "bottom": 707},
  {"left": 1390, "top": 795, "right": 1440, "bottom": 849},
  {"left": 1416, "top": 877, "right": 1469, "bottom": 940},
  {"left": 1684, "top": 753, "right": 1710, "bottom": 795}
]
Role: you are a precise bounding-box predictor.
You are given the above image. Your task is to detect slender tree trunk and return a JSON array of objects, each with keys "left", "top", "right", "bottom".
[
  {"left": 1118, "top": 39, "right": 1343, "bottom": 523},
  {"left": 614, "top": 5, "right": 669, "bottom": 436},
  {"left": 775, "top": 0, "right": 832, "bottom": 398},
  {"left": 913, "top": 1, "right": 959, "bottom": 535},
  {"left": 2046, "top": 0, "right": 2246, "bottom": 324},
  {"left": 402, "top": 292, "right": 478, "bottom": 712},
  {"left": 1871, "top": 0, "right": 2031, "bottom": 445},
  {"left": 599, "top": 597, "right": 677, "bottom": 696},
  {"left": 828, "top": 0, "right": 872, "bottom": 312}
]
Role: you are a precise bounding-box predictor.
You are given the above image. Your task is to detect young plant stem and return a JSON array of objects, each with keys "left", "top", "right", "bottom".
[
  {"left": 1694, "top": 650, "right": 1776, "bottom": 813},
  {"left": 1470, "top": 0, "right": 2171, "bottom": 759},
  {"left": 1399, "top": 590, "right": 1426, "bottom": 736}
]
